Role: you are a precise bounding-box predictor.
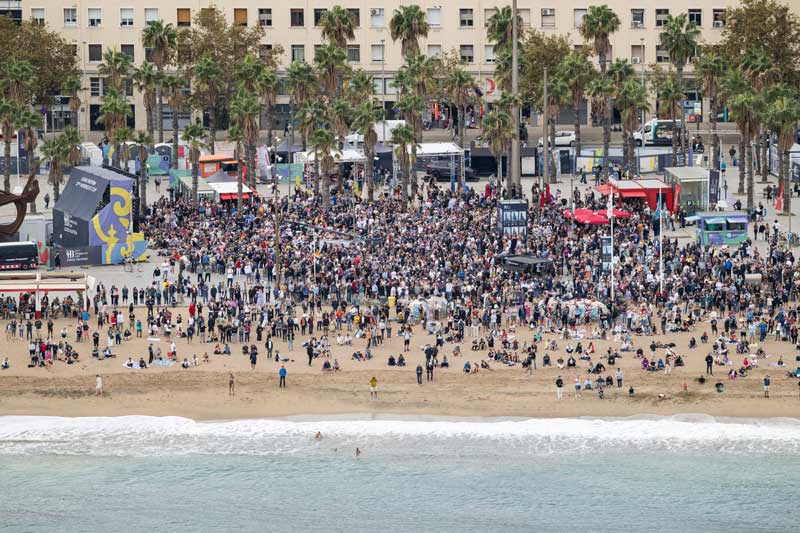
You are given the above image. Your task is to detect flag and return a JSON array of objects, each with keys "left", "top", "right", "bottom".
[
  {"left": 607, "top": 191, "right": 614, "bottom": 219},
  {"left": 775, "top": 180, "right": 784, "bottom": 212},
  {"left": 672, "top": 185, "right": 681, "bottom": 213}
]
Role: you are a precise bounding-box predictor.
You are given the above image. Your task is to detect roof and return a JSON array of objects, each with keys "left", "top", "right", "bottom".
[
  {"left": 415, "top": 142, "right": 464, "bottom": 156},
  {"left": 205, "top": 170, "right": 237, "bottom": 183},
  {"left": 295, "top": 149, "right": 367, "bottom": 163},
  {"left": 664, "top": 167, "right": 709, "bottom": 181},
  {"left": 199, "top": 153, "right": 236, "bottom": 163},
  {"left": 207, "top": 181, "right": 253, "bottom": 195},
  {"left": 54, "top": 166, "right": 134, "bottom": 221},
  {"left": 178, "top": 175, "right": 215, "bottom": 195}
]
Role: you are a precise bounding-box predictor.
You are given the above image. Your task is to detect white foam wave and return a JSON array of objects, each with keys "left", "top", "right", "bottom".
[{"left": 1, "top": 415, "right": 799, "bottom": 457}]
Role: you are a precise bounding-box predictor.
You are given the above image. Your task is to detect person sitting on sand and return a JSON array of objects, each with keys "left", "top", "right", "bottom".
[
  {"left": 125, "top": 357, "right": 135, "bottom": 368},
  {"left": 138, "top": 357, "right": 147, "bottom": 369},
  {"left": 1, "top": 357, "right": 9, "bottom": 369},
  {"left": 441, "top": 355, "right": 449, "bottom": 368},
  {"left": 567, "top": 356, "right": 576, "bottom": 367},
  {"left": 203, "top": 352, "right": 210, "bottom": 363},
  {"left": 388, "top": 355, "right": 396, "bottom": 366},
  {"left": 556, "top": 357, "right": 565, "bottom": 369},
  {"left": 223, "top": 344, "right": 231, "bottom": 355},
  {"left": 213, "top": 344, "right": 223, "bottom": 355},
  {"left": 181, "top": 358, "right": 191, "bottom": 368},
  {"left": 322, "top": 360, "right": 332, "bottom": 372},
  {"left": 123, "top": 329, "right": 132, "bottom": 341},
  {"left": 463, "top": 361, "right": 471, "bottom": 373},
  {"left": 397, "top": 354, "right": 406, "bottom": 367},
  {"left": 333, "top": 359, "right": 340, "bottom": 372}
]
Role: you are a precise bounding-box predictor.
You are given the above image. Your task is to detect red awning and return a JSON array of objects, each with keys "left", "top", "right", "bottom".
[
  {"left": 220, "top": 194, "right": 233, "bottom": 200},
  {"left": 595, "top": 183, "right": 613, "bottom": 195},
  {"left": 619, "top": 190, "right": 647, "bottom": 198}
]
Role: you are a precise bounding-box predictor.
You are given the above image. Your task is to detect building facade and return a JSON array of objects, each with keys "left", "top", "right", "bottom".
[{"left": 20, "top": 1, "right": 791, "bottom": 135}]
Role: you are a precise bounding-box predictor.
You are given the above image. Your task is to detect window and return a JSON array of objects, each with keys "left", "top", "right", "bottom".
[
  {"left": 373, "top": 77, "right": 384, "bottom": 95},
  {"left": 574, "top": 8, "right": 587, "bottom": 28},
  {"left": 145, "top": 8, "right": 158, "bottom": 23},
  {"left": 485, "top": 44, "right": 496, "bottom": 64},
  {"left": 64, "top": 8, "right": 77, "bottom": 26},
  {"left": 427, "top": 44, "right": 442, "bottom": 58},
  {"left": 519, "top": 9, "right": 531, "bottom": 26},
  {"left": 124, "top": 78, "right": 134, "bottom": 97},
  {"left": 347, "top": 45, "right": 360, "bottom": 63},
  {"left": 371, "top": 44, "right": 384, "bottom": 62},
  {"left": 348, "top": 8, "right": 360, "bottom": 27},
  {"left": 258, "top": 44, "right": 273, "bottom": 59},
  {"left": 31, "top": 8, "right": 44, "bottom": 26},
  {"left": 631, "top": 9, "right": 645, "bottom": 28},
  {"left": 90, "top": 77, "right": 102, "bottom": 96},
  {"left": 120, "top": 8, "right": 133, "bottom": 27},
  {"left": 427, "top": 8, "right": 441, "bottom": 27},
  {"left": 656, "top": 9, "right": 669, "bottom": 27},
  {"left": 541, "top": 8, "right": 555, "bottom": 28},
  {"left": 460, "top": 45, "right": 474, "bottom": 63},
  {"left": 712, "top": 9, "right": 726, "bottom": 27},
  {"left": 258, "top": 8, "right": 272, "bottom": 27},
  {"left": 121, "top": 44, "right": 134, "bottom": 59},
  {"left": 656, "top": 44, "right": 670, "bottom": 63},
  {"left": 88, "top": 44, "right": 102, "bottom": 62},
  {"left": 688, "top": 9, "right": 701, "bottom": 27},
  {"left": 370, "top": 8, "right": 384, "bottom": 28},
  {"left": 313, "top": 8, "right": 326, "bottom": 26},
  {"left": 459, "top": 9, "right": 473, "bottom": 27},
  {"left": 291, "top": 44, "right": 305, "bottom": 62},
  {"left": 631, "top": 44, "right": 645, "bottom": 64},
  {"left": 88, "top": 8, "right": 102, "bottom": 27},
  {"left": 385, "top": 77, "right": 397, "bottom": 95},
  {"left": 234, "top": 8, "right": 247, "bottom": 26},
  {"left": 145, "top": 47, "right": 153, "bottom": 61},
  {"left": 291, "top": 8, "right": 304, "bottom": 27},
  {"left": 177, "top": 8, "right": 190, "bottom": 27},
  {"left": 484, "top": 8, "right": 496, "bottom": 27}
]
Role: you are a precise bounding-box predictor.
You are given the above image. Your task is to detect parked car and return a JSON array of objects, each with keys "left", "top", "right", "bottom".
[
  {"left": 537, "top": 131, "right": 576, "bottom": 147},
  {"left": 425, "top": 161, "right": 477, "bottom": 181}
]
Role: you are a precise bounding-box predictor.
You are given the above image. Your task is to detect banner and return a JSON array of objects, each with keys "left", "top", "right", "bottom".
[
  {"left": 54, "top": 246, "right": 103, "bottom": 267},
  {"left": 708, "top": 170, "right": 720, "bottom": 206},
  {"left": 601, "top": 236, "right": 613, "bottom": 273}
]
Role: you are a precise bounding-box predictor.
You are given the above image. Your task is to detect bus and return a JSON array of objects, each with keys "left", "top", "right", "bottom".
[
  {"left": 633, "top": 119, "right": 683, "bottom": 147},
  {"left": 0, "top": 241, "right": 38, "bottom": 270}
]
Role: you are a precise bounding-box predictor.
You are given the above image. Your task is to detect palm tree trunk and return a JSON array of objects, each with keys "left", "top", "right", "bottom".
[
  {"left": 459, "top": 105, "right": 466, "bottom": 149},
  {"left": 410, "top": 144, "right": 419, "bottom": 199},
  {"left": 603, "top": 101, "right": 611, "bottom": 180},
  {"left": 710, "top": 97, "right": 719, "bottom": 170},
  {"left": 498, "top": 155, "right": 503, "bottom": 198},
  {"left": 784, "top": 148, "right": 792, "bottom": 215},
  {"left": 760, "top": 130, "right": 768, "bottom": 183},
  {"left": 145, "top": 102, "right": 153, "bottom": 139},
  {"left": 53, "top": 181, "right": 61, "bottom": 202},
  {"left": 746, "top": 133, "right": 754, "bottom": 209},
  {"left": 208, "top": 104, "right": 216, "bottom": 154},
  {"left": 171, "top": 113, "right": 179, "bottom": 169},
  {"left": 237, "top": 157, "right": 243, "bottom": 211},
  {"left": 549, "top": 116, "right": 557, "bottom": 183},
  {"left": 192, "top": 159, "right": 199, "bottom": 205},
  {"left": 322, "top": 172, "right": 331, "bottom": 207},
  {"left": 139, "top": 162, "right": 147, "bottom": 217},
  {"left": 264, "top": 105, "right": 272, "bottom": 147},
  {"left": 157, "top": 86, "right": 164, "bottom": 144},
  {"left": 3, "top": 138, "right": 11, "bottom": 191},
  {"left": 366, "top": 151, "right": 375, "bottom": 202},
  {"left": 574, "top": 96, "right": 581, "bottom": 171},
  {"left": 677, "top": 66, "right": 685, "bottom": 161},
  {"left": 737, "top": 137, "right": 745, "bottom": 195},
  {"left": 671, "top": 111, "right": 678, "bottom": 166}
]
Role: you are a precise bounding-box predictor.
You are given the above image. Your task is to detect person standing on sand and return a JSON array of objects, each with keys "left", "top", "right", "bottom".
[
  {"left": 279, "top": 365, "right": 287, "bottom": 388},
  {"left": 556, "top": 376, "right": 564, "bottom": 399},
  {"left": 616, "top": 368, "right": 623, "bottom": 388},
  {"left": 95, "top": 375, "right": 103, "bottom": 396},
  {"left": 705, "top": 354, "right": 714, "bottom": 375},
  {"left": 370, "top": 376, "right": 378, "bottom": 398},
  {"left": 574, "top": 377, "right": 582, "bottom": 398},
  {"left": 250, "top": 350, "right": 257, "bottom": 370},
  {"left": 763, "top": 376, "right": 770, "bottom": 398},
  {"left": 426, "top": 359, "right": 434, "bottom": 381},
  {"left": 416, "top": 364, "right": 423, "bottom": 385},
  {"left": 229, "top": 372, "right": 235, "bottom": 395}
]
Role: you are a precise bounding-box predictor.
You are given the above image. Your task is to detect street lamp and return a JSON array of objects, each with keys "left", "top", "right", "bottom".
[{"left": 381, "top": 39, "right": 386, "bottom": 142}]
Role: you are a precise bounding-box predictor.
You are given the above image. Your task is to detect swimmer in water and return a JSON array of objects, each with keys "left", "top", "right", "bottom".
[
  {"left": 315, "top": 431, "right": 322, "bottom": 440},
  {"left": 356, "top": 447, "right": 361, "bottom": 457}
]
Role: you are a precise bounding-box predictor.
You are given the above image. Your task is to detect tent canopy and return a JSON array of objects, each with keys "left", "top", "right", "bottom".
[
  {"left": 415, "top": 142, "right": 464, "bottom": 156},
  {"left": 205, "top": 170, "right": 237, "bottom": 183},
  {"left": 294, "top": 148, "right": 367, "bottom": 163},
  {"left": 207, "top": 181, "right": 253, "bottom": 195}
]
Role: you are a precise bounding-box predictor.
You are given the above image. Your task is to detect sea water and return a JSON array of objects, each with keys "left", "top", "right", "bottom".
[{"left": 1, "top": 414, "right": 799, "bottom": 532}]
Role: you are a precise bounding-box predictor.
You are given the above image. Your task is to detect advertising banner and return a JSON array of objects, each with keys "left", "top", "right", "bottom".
[{"left": 55, "top": 246, "right": 103, "bottom": 267}]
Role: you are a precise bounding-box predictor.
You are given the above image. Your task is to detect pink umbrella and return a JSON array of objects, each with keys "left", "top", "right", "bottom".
[
  {"left": 594, "top": 208, "right": 632, "bottom": 219},
  {"left": 575, "top": 211, "right": 609, "bottom": 225}
]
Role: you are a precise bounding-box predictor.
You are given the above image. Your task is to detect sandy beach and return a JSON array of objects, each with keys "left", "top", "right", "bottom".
[{"left": 1, "top": 306, "right": 798, "bottom": 420}]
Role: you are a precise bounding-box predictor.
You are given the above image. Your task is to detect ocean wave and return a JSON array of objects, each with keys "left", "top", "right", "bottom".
[{"left": 1, "top": 415, "right": 799, "bottom": 457}]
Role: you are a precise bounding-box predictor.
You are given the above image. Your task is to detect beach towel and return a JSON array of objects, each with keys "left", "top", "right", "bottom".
[
  {"left": 122, "top": 362, "right": 143, "bottom": 369},
  {"left": 152, "top": 359, "right": 175, "bottom": 367}
]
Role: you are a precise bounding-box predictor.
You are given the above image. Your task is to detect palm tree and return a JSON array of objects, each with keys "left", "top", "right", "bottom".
[
  {"left": 580, "top": 5, "right": 620, "bottom": 76},
  {"left": 132, "top": 130, "right": 153, "bottom": 218},
  {"left": 558, "top": 51, "right": 595, "bottom": 159},
  {"left": 314, "top": 43, "right": 350, "bottom": 98},
  {"left": 227, "top": 124, "right": 245, "bottom": 211},
  {"left": 3, "top": 59, "right": 35, "bottom": 103},
  {"left": 396, "top": 92, "right": 424, "bottom": 198},
  {"left": 544, "top": 75, "right": 569, "bottom": 181},
  {"left": 482, "top": 109, "right": 514, "bottom": 194},
  {"left": 97, "top": 89, "right": 132, "bottom": 167},
  {"left": 287, "top": 61, "right": 319, "bottom": 154},
  {"left": 727, "top": 88, "right": 763, "bottom": 209},
  {"left": 320, "top": 5, "right": 356, "bottom": 48},
  {"left": 390, "top": 124, "right": 416, "bottom": 208},
  {"left": 310, "top": 127, "right": 337, "bottom": 208},
  {"left": 695, "top": 51, "right": 726, "bottom": 170},
  {"left": 295, "top": 100, "right": 324, "bottom": 154},
  {"left": 0, "top": 99, "right": 21, "bottom": 191},
  {"left": 160, "top": 73, "right": 185, "bottom": 169},
  {"left": 111, "top": 126, "right": 135, "bottom": 171},
  {"left": 15, "top": 108, "right": 43, "bottom": 213},
  {"left": 61, "top": 76, "right": 83, "bottom": 130},
  {"left": 42, "top": 127, "right": 82, "bottom": 203},
  {"left": 99, "top": 49, "right": 133, "bottom": 93},
  {"left": 765, "top": 92, "right": 800, "bottom": 214},
  {"left": 659, "top": 14, "right": 700, "bottom": 161},
  {"left": 741, "top": 47, "right": 778, "bottom": 184},
  {"left": 390, "top": 5, "right": 429, "bottom": 60},
  {"left": 230, "top": 90, "right": 261, "bottom": 189},
  {"left": 616, "top": 79, "right": 650, "bottom": 173},
  {"left": 444, "top": 67, "right": 475, "bottom": 149},
  {"left": 720, "top": 69, "right": 750, "bottom": 196},
  {"left": 658, "top": 76, "right": 685, "bottom": 166},
  {"left": 586, "top": 78, "right": 613, "bottom": 178},
  {"left": 182, "top": 123, "right": 206, "bottom": 204},
  {"left": 348, "top": 70, "right": 374, "bottom": 104},
  {"left": 351, "top": 101, "right": 383, "bottom": 202},
  {"left": 142, "top": 19, "right": 177, "bottom": 143},
  {"left": 132, "top": 62, "right": 159, "bottom": 137},
  {"left": 487, "top": 6, "right": 522, "bottom": 92},
  {"left": 257, "top": 69, "right": 279, "bottom": 146},
  {"left": 192, "top": 56, "right": 223, "bottom": 153}
]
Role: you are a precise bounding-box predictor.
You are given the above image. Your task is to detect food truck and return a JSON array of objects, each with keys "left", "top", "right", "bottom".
[{"left": 692, "top": 211, "right": 749, "bottom": 246}]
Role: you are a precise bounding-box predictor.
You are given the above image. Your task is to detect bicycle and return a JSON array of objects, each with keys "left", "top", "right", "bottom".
[{"left": 123, "top": 257, "right": 145, "bottom": 273}]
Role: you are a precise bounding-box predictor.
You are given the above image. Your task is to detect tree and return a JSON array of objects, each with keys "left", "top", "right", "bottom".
[
  {"left": 348, "top": 70, "right": 375, "bottom": 104},
  {"left": 444, "top": 67, "right": 475, "bottom": 149},
  {"left": 320, "top": 6, "right": 356, "bottom": 49},
  {"left": 99, "top": 49, "right": 133, "bottom": 93},
  {"left": 764, "top": 90, "right": 800, "bottom": 214},
  {"left": 61, "top": 76, "right": 83, "bottom": 130},
  {"left": 726, "top": 82, "right": 763, "bottom": 208},
  {"left": 351, "top": 101, "right": 383, "bottom": 202},
  {"left": 42, "top": 127, "right": 82, "bottom": 202},
  {"left": 142, "top": 19, "right": 178, "bottom": 143},
  {"left": 257, "top": 68, "right": 279, "bottom": 145},
  {"left": 390, "top": 6, "right": 429, "bottom": 60},
  {"left": 390, "top": 124, "right": 416, "bottom": 208},
  {"left": 314, "top": 43, "right": 350, "bottom": 98},
  {"left": 741, "top": 47, "right": 778, "bottom": 184},
  {"left": 191, "top": 56, "right": 223, "bottom": 153},
  {"left": 111, "top": 127, "right": 135, "bottom": 171},
  {"left": 287, "top": 61, "right": 319, "bottom": 151},
  {"left": 659, "top": 13, "right": 700, "bottom": 161},
  {"left": 310, "top": 128, "right": 337, "bottom": 208},
  {"left": 182, "top": 123, "right": 206, "bottom": 204},
  {"left": 396, "top": 93, "right": 424, "bottom": 198},
  {"left": 558, "top": 51, "right": 595, "bottom": 158},
  {"left": 132, "top": 62, "right": 160, "bottom": 137},
  {"left": 543, "top": 75, "right": 569, "bottom": 181},
  {"left": 132, "top": 130, "right": 153, "bottom": 218},
  {"left": 580, "top": 5, "right": 620, "bottom": 76},
  {"left": 586, "top": 77, "right": 613, "bottom": 176},
  {"left": 0, "top": 99, "right": 21, "bottom": 191},
  {"left": 97, "top": 89, "right": 132, "bottom": 167},
  {"left": 16, "top": 108, "right": 43, "bottom": 213},
  {"left": 695, "top": 50, "right": 727, "bottom": 170},
  {"left": 487, "top": 6, "right": 522, "bottom": 93},
  {"left": 160, "top": 73, "right": 185, "bottom": 169},
  {"left": 227, "top": 124, "right": 245, "bottom": 211},
  {"left": 230, "top": 90, "right": 261, "bottom": 189},
  {"left": 482, "top": 109, "right": 514, "bottom": 194},
  {"left": 720, "top": 68, "right": 750, "bottom": 196},
  {"left": 295, "top": 100, "right": 324, "bottom": 154},
  {"left": 658, "top": 75, "right": 685, "bottom": 167},
  {"left": 615, "top": 79, "right": 650, "bottom": 172}
]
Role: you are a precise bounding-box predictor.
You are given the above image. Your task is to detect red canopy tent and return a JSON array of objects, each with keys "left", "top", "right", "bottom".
[{"left": 595, "top": 178, "right": 674, "bottom": 212}]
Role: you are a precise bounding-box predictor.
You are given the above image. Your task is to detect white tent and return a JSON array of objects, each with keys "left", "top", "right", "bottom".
[
  {"left": 346, "top": 120, "right": 406, "bottom": 144},
  {"left": 80, "top": 142, "right": 103, "bottom": 167},
  {"left": 414, "top": 142, "right": 464, "bottom": 157},
  {"left": 294, "top": 149, "right": 368, "bottom": 164},
  {"left": 207, "top": 181, "right": 254, "bottom": 196}
]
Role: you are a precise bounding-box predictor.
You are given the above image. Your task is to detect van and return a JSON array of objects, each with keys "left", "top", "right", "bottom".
[
  {"left": 633, "top": 119, "right": 683, "bottom": 147},
  {"left": 0, "top": 241, "right": 38, "bottom": 270}
]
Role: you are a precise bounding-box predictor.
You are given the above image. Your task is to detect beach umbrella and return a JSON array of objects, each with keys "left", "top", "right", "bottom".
[
  {"left": 575, "top": 211, "right": 609, "bottom": 225},
  {"left": 595, "top": 208, "right": 631, "bottom": 219}
]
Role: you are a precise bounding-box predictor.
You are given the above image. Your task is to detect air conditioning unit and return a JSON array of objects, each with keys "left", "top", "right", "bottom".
[
  {"left": 542, "top": 9, "right": 555, "bottom": 17},
  {"left": 632, "top": 21, "right": 643, "bottom": 28},
  {"left": 631, "top": 57, "right": 641, "bottom": 64},
  {"left": 713, "top": 20, "right": 724, "bottom": 28},
  {"left": 371, "top": 8, "right": 383, "bottom": 16}
]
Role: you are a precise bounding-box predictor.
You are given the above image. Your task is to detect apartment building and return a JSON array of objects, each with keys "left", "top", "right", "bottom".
[{"left": 18, "top": 1, "right": 784, "bottom": 134}]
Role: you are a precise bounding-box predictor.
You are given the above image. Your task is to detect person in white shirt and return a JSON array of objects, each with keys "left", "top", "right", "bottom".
[{"left": 95, "top": 375, "right": 103, "bottom": 396}]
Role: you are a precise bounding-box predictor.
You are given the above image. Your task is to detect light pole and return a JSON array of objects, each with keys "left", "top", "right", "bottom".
[
  {"left": 381, "top": 39, "right": 386, "bottom": 142},
  {"left": 542, "top": 67, "right": 548, "bottom": 189},
  {"left": 510, "top": 0, "right": 520, "bottom": 198}
]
